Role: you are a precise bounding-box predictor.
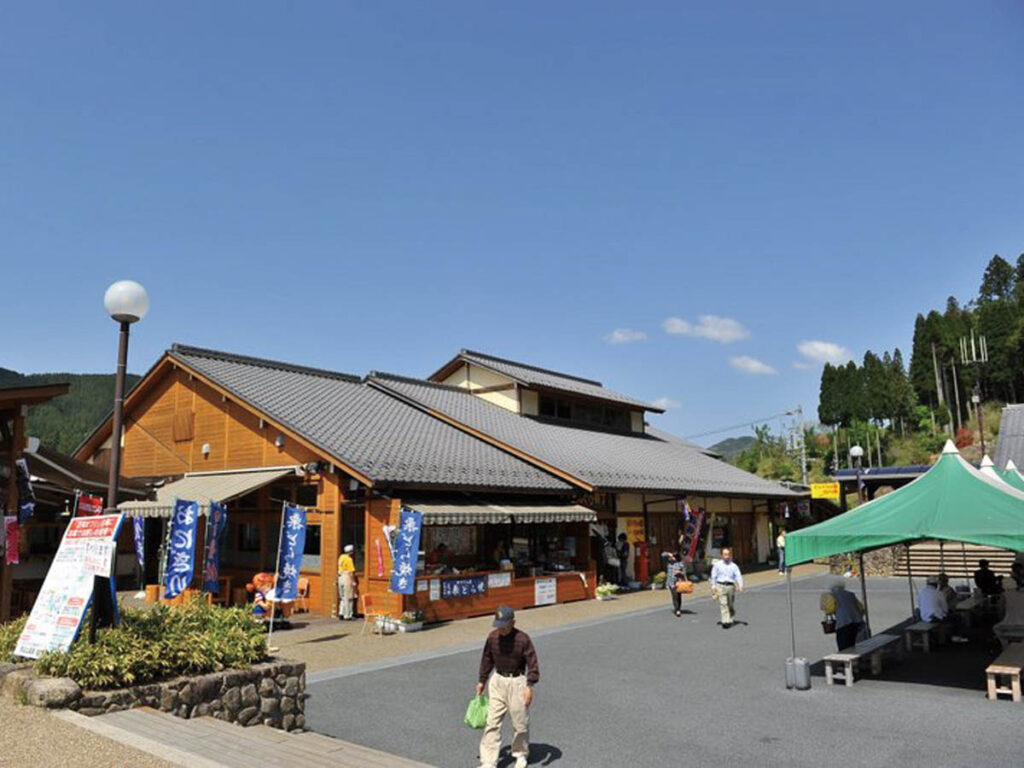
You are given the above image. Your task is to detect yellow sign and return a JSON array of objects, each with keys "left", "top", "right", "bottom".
[
  {"left": 622, "top": 516, "right": 646, "bottom": 544},
  {"left": 811, "top": 482, "right": 840, "bottom": 500}
]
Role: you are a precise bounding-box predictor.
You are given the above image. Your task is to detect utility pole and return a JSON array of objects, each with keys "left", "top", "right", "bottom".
[
  {"left": 961, "top": 330, "right": 989, "bottom": 455},
  {"left": 786, "top": 406, "right": 808, "bottom": 486}
]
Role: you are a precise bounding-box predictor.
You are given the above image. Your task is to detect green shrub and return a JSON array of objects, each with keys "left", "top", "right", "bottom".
[
  {"left": 3, "top": 599, "right": 269, "bottom": 690},
  {"left": 0, "top": 614, "right": 29, "bottom": 662}
]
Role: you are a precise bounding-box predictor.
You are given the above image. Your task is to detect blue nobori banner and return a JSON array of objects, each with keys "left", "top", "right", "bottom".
[
  {"left": 202, "top": 501, "right": 228, "bottom": 594},
  {"left": 164, "top": 499, "right": 199, "bottom": 599},
  {"left": 389, "top": 509, "right": 423, "bottom": 595},
  {"left": 276, "top": 505, "right": 307, "bottom": 602}
]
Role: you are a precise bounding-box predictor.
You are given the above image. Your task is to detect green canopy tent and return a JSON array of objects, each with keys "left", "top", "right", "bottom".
[
  {"left": 1000, "top": 459, "right": 1024, "bottom": 493},
  {"left": 782, "top": 440, "right": 1024, "bottom": 682}
]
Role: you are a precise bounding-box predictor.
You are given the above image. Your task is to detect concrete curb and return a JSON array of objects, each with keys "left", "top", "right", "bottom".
[{"left": 52, "top": 709, "right": 229, "bottom": 768}]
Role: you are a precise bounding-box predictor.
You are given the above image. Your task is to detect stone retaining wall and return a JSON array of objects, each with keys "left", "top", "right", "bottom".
[{"left": 0, "top": 660, "right": 305, "bottom": 731}]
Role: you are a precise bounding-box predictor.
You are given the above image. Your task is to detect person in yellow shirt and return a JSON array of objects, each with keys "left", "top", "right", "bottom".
[{"left": 338, "top": 544, "right": 357, "bottom": 620}]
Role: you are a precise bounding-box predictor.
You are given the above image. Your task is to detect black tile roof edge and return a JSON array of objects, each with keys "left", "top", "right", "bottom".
[
  {"left": 459, "top": 349, "right": 604, "bottom": 386},
  {"left": 171, "top": 343, "right": 362, "bottom": 383}
]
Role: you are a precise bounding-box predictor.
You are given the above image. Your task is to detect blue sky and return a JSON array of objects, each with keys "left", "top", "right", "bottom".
[{"left": 3, "top": 2, "right": 1023, "bottom": 445}]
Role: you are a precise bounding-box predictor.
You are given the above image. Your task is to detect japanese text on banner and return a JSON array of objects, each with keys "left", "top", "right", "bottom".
[
  {"left": 389, "top": 509, "right": 423, "bottom": 595},
  {"left": 164, "top": 499, "right": 199, "bottom": 599},
  {"left": 276, "top": 505, "right": 306, "bottom": 601},
  {"left": 202, "top": 502, "right": 228, "bottom": 594}
]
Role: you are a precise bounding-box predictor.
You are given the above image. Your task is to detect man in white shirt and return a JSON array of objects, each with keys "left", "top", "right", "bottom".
[
  {"left": 918, "top": 577, "right": 949, "bottom": 622},
  {"left": 710, "top": 547, "right": 744, "bottom": 628}
]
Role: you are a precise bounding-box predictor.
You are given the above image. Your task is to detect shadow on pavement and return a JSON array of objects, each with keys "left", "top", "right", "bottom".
[
  {"left": 808, "top": 618, "right": 1002, "bottom": 692},
  {"left": 497, "top": 743, "right": 563, "bottom": 766}
]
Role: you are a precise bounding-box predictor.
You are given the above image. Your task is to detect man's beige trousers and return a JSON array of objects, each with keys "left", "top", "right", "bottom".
[{"left": 479, "top": 674, "right": 529, "bottom": 767}]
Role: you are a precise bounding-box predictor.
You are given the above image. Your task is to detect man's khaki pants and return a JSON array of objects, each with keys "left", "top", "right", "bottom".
[
  {"left": 338, "top": 575, "right": 354, "bottom": 619},
  {"left": 479, "top": 674, "right": 529, "bottom": 767},
  {"left": 716, "top": 583, "right": 737, "bottom": 625}
]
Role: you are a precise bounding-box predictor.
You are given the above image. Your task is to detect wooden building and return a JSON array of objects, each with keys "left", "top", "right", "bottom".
[{"left": 75, "top": 344, "right": 797, "bottom": 621}]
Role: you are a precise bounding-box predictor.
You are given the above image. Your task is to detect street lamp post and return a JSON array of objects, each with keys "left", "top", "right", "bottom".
[
  {"left": 848, "top": 444, "right": 871, "bottom": 636},
  {"left": 849, "top": 445, "right": 864, "bottom": 503},
  {"left": 972, "top": 392, "right": 985, "bottom": 457},
  {"left": 91, "top": 280, "right": 149, "bottom": 643}
]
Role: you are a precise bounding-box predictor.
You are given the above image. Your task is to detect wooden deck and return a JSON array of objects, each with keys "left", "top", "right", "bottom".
[{"left": 60, "top": 706, "right": 436, "bottom": 768}]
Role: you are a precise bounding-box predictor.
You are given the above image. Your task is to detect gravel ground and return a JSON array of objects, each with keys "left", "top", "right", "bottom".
[
  {"left": 0, "top": 696, "right": 175, "bottom": 768},
  {"left": 306, "top": 572, "right": 1023, "bottom": 768}
]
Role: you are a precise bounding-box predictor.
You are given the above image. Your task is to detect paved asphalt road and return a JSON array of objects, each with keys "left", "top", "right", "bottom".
[{"left": 308, "top": 574, "right": 1024, "bottom": 767}]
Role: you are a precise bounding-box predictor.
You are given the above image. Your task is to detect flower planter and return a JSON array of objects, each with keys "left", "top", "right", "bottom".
[{"left": 398, "top": 622, "right": 423, "bottom": 633}]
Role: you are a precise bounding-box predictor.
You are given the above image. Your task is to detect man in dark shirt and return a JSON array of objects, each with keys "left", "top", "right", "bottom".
[
  {"left": 475, "top": 606, "right": 539, "bottom": 768},
  {"left": 974, "top": 559, "right": 1003, "bottom": 596}
]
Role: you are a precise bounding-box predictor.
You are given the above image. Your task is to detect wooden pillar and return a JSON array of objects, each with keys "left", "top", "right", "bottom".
[
  {"left": 1, "top": 406, "right": 25, "bottom": 622},
  {"left": 320, "top": 473, "right": 342, "bottom": 616}
]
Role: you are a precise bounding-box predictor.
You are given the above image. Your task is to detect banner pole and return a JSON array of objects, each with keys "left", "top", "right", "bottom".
[
  {"left": 786, "top": 566, "right": 797, "bottom": 689},
  {"left": 267, "top": 501, "right": 287, "bottom": 653},
  {"left": 858, "top": 551, "right": 871, "bottom": 637}
]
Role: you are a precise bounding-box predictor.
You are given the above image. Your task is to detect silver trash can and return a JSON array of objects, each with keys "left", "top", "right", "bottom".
[{"left": 785, "top": 657, "right": 811, "bottom": 690}]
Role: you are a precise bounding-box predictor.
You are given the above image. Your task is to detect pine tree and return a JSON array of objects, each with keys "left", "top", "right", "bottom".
[{"left": 979, "top": 255, "right": 1015, "bottom": 303}]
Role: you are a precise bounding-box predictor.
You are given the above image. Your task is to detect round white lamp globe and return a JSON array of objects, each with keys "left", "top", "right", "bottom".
[
  {"left": 104, "top": 280, "right": 150, "bottom": 324},
  {"left": 849, "top": 445, "right": 864, "bottom": 459}
]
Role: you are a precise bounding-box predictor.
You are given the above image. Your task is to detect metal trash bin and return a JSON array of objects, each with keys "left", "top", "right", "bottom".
[{"left": 785, "top": 657, "right": 811, "bottom": 690}]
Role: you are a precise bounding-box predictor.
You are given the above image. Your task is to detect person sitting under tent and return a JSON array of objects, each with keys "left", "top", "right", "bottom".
[
  {"left": 937, "top": 573, "right": 959, "bottom": 608},
  {"left": 1011, "top": 554, "right": 1024, "bottom": 590},
  {"left": 974, "top": 559, "right": 1003, "bottom": 596},
  {"left": 920, "top": 576, "right": 967, "bottom": 641}
]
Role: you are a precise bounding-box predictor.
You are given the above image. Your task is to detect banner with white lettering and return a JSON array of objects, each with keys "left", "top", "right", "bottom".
[
  {"left": 164, "top": 499, "right": 199, "bottom": 599},
  {"left": 202, "top": 501, "right": 228, "bottom": 594},
  {"left": 390, "top": 509, "right": 423, "bottom": 595},
  {"left": 275, "top": 505, "right": 306, "bottom": 601},
  {"left": 133, "top": 517, "right": 145, "bottom": 568}
]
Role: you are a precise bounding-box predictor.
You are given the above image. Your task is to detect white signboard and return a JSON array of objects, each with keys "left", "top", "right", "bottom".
[
  {"left": 82, "top": 541, "right": 117, "bottom": 577},
  {"left": 416, "top": 579, "right": 428, "bottom": 593},
  {"left": 487, "top": 572, "right": 512, "bottom": 589},
  {"left": 534, "top": 577, "right": 557, "bottom": 606},
  {"left": 15, "top": 514, "right": 124, "bottom": 659},
  {"left": 429, "top": 579, "right": 440, "bottom": 601}
]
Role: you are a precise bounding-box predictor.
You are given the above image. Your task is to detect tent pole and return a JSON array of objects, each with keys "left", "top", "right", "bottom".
[
  {"left": 787, "top": 566, "right": 797, "bottom": 663},
  {"left": 962, "top": 541, "right": 970, "bottom": 588},
  {"left": 906, "top": 543, "right": 917, "bottom": 619},
  {"left": 858, "top": 551, "right": 871, "bottom": 637}
]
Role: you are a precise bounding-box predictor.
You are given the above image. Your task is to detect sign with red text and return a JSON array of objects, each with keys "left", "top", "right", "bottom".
[{"left": 14, "top": 513, "right": 124, "bottom": 659}]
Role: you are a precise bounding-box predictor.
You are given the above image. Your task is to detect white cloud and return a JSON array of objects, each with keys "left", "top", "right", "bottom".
[
  {"left": 797, "top": 340, "right": 853, "bottom": 365},
  {"left": 792, "top": 361, "right": 813, "bottom": 370},
  {"left": 604, "top": 328, "right": 647, "bottom": 345},
  {"left": 730, "top": 356, "right": 778, "bottom": 375},
  {"left": 651, "top": 397, "right": 681, "bottom": 410},
  {"left": 663, "top": 315, "right": 750, "bottom": 343}
]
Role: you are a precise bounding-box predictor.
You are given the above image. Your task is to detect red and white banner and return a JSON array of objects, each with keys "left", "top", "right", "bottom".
[
  {"left": 15, "top": 513, "right": 124, "bottom": 659},
  {"left": 4, "top": 517, "right": 18, "bottom": 565},
  {"left": 76, "top": 493, "right": 104, "bottom": 517}
]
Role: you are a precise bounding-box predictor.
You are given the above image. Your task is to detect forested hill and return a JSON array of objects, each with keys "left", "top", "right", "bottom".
[
  {"left": 0, "top": 367, "right": 140, "bottom": 455},
  {"left": 706, "top": 436, "right": 755, "bottom": 459}
]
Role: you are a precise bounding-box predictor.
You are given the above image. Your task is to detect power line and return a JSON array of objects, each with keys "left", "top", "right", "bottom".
[{"left": 683, "top": 409, "right": 795, "bottom": 441}]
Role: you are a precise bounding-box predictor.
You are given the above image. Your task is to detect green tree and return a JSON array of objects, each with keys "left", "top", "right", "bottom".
[{"left": 979, "top": 254, "right": 1015, "bottom": 303}]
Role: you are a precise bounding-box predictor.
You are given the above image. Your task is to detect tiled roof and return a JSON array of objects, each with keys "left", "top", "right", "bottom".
[
  {"left": 370, "top": 373, "right": 797, "bottom": 498},
  {"left": 168, "top": 345, "right": 570, "bottom": 492},
  {"left": 994, "top": 404, "right": 1024, "bottom": 471},
  {"left": 644, "top": 426, "right": 723, "bottom": 459},
  {"left": 432, "top": 350, "right": 663, "bottom": 412}
]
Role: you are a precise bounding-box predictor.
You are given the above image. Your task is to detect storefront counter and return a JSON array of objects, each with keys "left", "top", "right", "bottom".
[{"left": 403, "top": 568, "right": 596, "bottom": 623}]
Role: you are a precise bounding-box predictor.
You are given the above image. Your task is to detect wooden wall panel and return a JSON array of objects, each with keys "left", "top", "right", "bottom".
[
  {"left": 318, "top": 473, "right": 342, "bottom": 615},
  {"left": 403, "top": 570, "right": 596, "bottom": 622}
]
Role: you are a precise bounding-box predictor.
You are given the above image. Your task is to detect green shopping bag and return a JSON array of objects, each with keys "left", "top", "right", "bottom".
[{"left": 464, "top": 693, "right": 489, "bottom": 729}]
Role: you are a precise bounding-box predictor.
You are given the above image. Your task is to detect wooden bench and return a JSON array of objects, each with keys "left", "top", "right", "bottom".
[
  {"left": 904, "top": 621, "right": 949, "bottom": 653},
  {"left": 953, "top": 595, "right": 981, "bottom": 628},
  {"left": 986, "top": 645, "right": 1024, "bottom": 702},
  {"left": 823, "top": 634, "right": 902, "bottom": 687}
]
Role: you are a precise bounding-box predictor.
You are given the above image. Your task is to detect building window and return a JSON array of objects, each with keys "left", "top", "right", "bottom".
[
  {"left": 238, "top": 523, "right": 260, "bottom": 552},
  {"left": 302, "top": 524, "right": 321, "bottom": 573}
]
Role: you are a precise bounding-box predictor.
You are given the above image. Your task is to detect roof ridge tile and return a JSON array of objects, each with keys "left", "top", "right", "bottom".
[
  {"left": 170, "top": 343, "right": 362, "bottom": 382},
  {"left": 460, "top": 349, "right": 603, "bottom": 386}
]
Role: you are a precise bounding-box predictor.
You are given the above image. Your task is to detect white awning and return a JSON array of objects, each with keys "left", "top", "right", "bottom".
[
  {"left": 405, "top": 500, "right": 597, "bottom": 526},
  {"left": 118, "top": 467, "right": 298, "bottom": 518}
]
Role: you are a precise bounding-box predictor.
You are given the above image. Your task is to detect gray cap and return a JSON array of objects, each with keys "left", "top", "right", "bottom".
[{"left": 493, "top": 606, "right": 515, "bottom": 628}]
